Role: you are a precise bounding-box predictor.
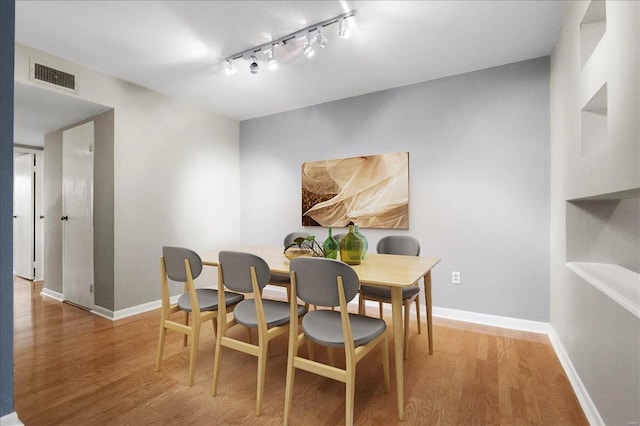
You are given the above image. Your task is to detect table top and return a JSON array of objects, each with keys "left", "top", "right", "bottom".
[{"left": 201, "top": 246, "right": 440, "bottom": 288}]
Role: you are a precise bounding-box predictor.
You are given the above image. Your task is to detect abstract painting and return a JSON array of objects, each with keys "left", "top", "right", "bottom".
[{"left": 301, "top": 152, "right": 409, "bottom": 229}]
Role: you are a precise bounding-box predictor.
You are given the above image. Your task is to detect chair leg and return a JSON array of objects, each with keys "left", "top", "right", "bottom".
[
  {"left": 256, "top": 339, "right": 269, "bottom": 416},
  {"left": 188, "top": 322, "right": 200, "bottom": 386},
  {"left": 155, "top": 323, "right": 167, "bottom": 371},
  {"left": 284, "top": 337, "right": 300, "bottom": 426},
  {"left": 345, "top": 364, "right": 356, "bottom": 426},
  {"left": 327, "top": 347, "right": 335, "bottom": 367},
  {"left": 358, "top": 293, "right": 365, "bottom": 315},
  {"left": 415, "top": 296, "right": 422, "bottom": 335},
  {"left": 378, "top": 302, "right": 383, "bottom": 319},
  {"left": 212, "top": 327, "right": 224, "bottom": 396},
  {"left": 246, "top": 327, "right": 252, "bottom": 344},
  {"left": 403, "top": 300, "right": 410, "bottom": 360},
  {"left": 183, "top": 311, "right": 189, "bottom": 346},
  {"left": 381, "top": 335, "right": 391, "bottom": 393}
]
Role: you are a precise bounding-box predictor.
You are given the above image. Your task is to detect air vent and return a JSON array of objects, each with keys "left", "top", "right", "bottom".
[{"left": 31, "top": 61, "right": 76, "bottom": 91}]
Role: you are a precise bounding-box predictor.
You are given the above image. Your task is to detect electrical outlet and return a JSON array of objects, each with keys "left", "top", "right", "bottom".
[{"left": 452, "top": 271, "right": 461, "bottom": 284}]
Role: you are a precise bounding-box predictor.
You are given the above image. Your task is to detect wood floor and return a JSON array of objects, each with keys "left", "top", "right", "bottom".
[{"left": 13, "top": 278, "right": 587, "bottom": 425}]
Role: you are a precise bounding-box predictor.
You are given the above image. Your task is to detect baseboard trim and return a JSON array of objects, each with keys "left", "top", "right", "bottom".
[
  {"left": 429, "top": 306, "right": 550, "bottom": 334},
  {"left": 40, "top": 288, "right": 64, "bottom": 302},
  {"left": 0, "top": 412, "right": 24, "bottom": 426},
  {"left": 548, "top": 328, "right": 604, "bottom": 426},
  {"left": 92, "top": 295, "right": 181, "bottom": 321}
]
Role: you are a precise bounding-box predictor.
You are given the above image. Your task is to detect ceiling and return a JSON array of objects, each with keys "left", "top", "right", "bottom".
[{"left": 13, "top": 0, "right": 567, "bottom": 146}]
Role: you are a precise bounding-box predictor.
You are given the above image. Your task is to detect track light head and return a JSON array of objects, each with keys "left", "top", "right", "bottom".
[
  {"left": 302, "top": 33, "right": 314, "bottom": 58},
  {"left": 249, "top": 56, "right": 259, "bottom": 74},
  {"left": 337, "top": 17, "right": 351, "bottom": 39},
  {"left": 224, "top": 59, "right": 237, "bottom": 76},
  {"left": 315, "top": 26, "right": 327, "bottom": 48},
  {"left": 267, "top": 48, "right": 278, "bottom": 70}
]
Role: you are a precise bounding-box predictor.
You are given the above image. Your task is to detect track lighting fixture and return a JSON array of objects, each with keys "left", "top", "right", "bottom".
[
  {"left": 222, "top": 9, "right": 355, "bottom": 76},
  {"left": 249, "top": 56, "right": 259, "bottom": 74}
]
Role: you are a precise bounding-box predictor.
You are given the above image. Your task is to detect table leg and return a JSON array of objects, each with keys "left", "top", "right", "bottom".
[
  {"left": 390, "top": 286, "right": 404, "bottom": 421},
  {"left": 424, "top": 271, "right": 433, "bottom": 355}
]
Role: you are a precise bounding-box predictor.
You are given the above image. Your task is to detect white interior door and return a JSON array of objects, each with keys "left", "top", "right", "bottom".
[
  {"left": 62, "top": 121, "right": 94, "bottom": 309},
  {"left": 13, "top": 153, "right": 34, "bottom": 279}
]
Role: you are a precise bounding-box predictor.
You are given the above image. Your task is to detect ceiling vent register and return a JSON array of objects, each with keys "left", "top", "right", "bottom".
[{"left": 32, "top": 62, "right": 76, "bottom": 91}]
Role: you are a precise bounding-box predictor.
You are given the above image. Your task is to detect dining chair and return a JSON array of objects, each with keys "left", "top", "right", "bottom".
[
  {"left": 283, "top": 231, "right": 311, "bottom": 248},
  {"left": 284, "top": 257, "right": 390, "bottom": 426},
  {"left": 212, "top": 251, "right": 307, "bottom": 416},
  {"left": 358, "top": 235, "right": 421, "bottom": 358},
  {"left": 269, "top": 231, "right": 311, "bottom": 296},
  {"left": 332, "top": 233, "right": 346, "bottom": 243},
  {"left": 155, "top": 246, "right": 244, "bottom": 386}
]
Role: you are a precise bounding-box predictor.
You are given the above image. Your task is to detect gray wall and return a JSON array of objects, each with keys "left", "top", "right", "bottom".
[
  {"left": 43, "top": 110, "right": 115, "bottom": 311},
  {"left": 0, "top": 1, "right": 14, "bottom": 417},
  {"left": 240, "top": 57, "right": 551, "bottom": 322}
]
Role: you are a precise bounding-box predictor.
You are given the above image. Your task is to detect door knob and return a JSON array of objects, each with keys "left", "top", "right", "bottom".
[{"left": 61, "top": 215, "right": 69, "bottom": 221}]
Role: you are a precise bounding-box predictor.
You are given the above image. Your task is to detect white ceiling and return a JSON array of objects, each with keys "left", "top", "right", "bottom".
[{"left": 13, "top": 0, "right": 567, "bottom": 145}]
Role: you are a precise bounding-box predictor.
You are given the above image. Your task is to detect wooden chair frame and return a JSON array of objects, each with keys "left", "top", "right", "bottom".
[
  {"left": 211, "top": 263, "right": 290, "bottom": 416},
  {"left": 284, "top": 270, "right": 390, "bottom": 426},
  {"left": 155, "top": 257, "right": 218, "bottom": 386}
]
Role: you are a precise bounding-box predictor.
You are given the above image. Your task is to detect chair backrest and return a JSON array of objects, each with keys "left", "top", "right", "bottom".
[
  {"left": 376, "top": 236, "right": 420, "bottom": 256},
  {"left": 283, "top": 232, "right": 311, "bottom": 248},
  {"left": 219, "top": 251, "right": 271, "bottom": 293},
  {"left": 162, "top": 246, "right": 203, "bottom": 281},
  {"left": 333, "top": 233, "right": 346, "bottom": 243},
  {"left": 290, "top": 257, "right": 359, "bottom": 307}
]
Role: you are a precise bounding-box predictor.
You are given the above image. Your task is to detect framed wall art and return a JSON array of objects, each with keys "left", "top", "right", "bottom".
[{"left": 301, "top": 152, "right": 409, "bottom": 229}]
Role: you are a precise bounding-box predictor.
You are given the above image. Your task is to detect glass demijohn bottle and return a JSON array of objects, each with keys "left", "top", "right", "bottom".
[
  {"left": 339, "top": 222, "right": 363, "bottom": 265},
  {"left": 323, "top": 227, "right": 338, "bottom": 259}
]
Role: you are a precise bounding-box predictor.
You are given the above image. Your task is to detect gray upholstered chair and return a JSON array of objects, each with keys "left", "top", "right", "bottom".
[
  {"left": 284, "top": 257, "right": 390, "bottom": 426},
  {"left": 155, "top": 246, "right": 244, "bottom": 386},
  {"left": 358, "top": 235, "right": 421, "bottom": 358},
  {"left": 212, "top": 251, "right": 307, "bottom": 416}
]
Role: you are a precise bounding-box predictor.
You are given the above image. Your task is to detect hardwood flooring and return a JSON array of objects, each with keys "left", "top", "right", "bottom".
[{"left": 13, "top": 278, "right": 587, "bottom": 425}]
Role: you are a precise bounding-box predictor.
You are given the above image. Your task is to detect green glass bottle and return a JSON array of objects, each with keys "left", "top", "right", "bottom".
[
  {"left": 339, "top": 222, "right": 363, "bottom": 265},
  {"left": 323, "top": 227, "right": 338, "bottom": 259},
  {"left": 354, "top": 224, "right": 368, "bottom": 259}
]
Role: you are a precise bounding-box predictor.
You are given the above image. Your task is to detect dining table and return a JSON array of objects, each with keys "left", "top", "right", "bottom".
[{"left": 201, "top": 246, "right": 440, "bottom": 421}]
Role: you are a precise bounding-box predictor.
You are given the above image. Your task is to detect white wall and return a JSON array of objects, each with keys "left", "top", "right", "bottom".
[
  {"left": 240, "top": 57, "right": 551, "bottom": 322},
  {"left": 550, "top": 1, "right": 640, "bottom": 424},
  {"left": 16, "top": 43, "right": 241, "bottom": 311}
]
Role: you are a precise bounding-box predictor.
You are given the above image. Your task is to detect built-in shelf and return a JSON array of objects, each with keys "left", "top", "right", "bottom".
[
  {"left": 566, "top": 197, "right": 639, "bottom": 274},
  {"left": 567, "top": 262, "right": 640, "bottom": 318},
  {"left": 581, "top": 83, "right": 608, "bottom": 156},
  {"left": 580, "top": 0, "right": 607, "bottom": 69},
  {"left": 568, "top": 188, "right": 640, "bottom": 202}
]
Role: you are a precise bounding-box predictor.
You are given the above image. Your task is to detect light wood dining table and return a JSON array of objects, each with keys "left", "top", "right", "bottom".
[{"left": 201, "top": 246, "right": 440, "bottom": 421}]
